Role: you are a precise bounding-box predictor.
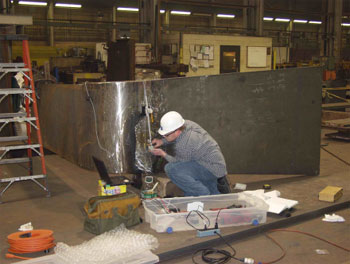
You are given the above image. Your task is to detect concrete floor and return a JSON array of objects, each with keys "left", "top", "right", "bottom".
[{"left": 0, "top": 129, "right": 349, "bottom": 264}]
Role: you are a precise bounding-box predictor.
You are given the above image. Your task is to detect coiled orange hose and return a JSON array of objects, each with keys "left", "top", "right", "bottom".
[{"left": 6, "top": 230, "right": 55, "bottom": 259}]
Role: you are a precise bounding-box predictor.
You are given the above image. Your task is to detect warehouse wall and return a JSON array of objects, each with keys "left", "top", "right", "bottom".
[{"left": 182, "top": 34, "right": 272, "bottom": 76}]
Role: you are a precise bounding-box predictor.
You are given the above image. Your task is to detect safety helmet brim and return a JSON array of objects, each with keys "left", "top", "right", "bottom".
[{"left": 158, "top": 119, "right": 185, "bottom": 136}]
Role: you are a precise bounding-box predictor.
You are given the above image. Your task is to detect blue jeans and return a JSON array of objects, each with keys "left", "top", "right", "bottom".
[{"left": 164, "top": 161, "right": 220, "bottom": 196}]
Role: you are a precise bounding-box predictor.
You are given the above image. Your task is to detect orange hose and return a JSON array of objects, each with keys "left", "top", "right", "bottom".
[{"left": 7, "top": 229, "right": 55, "bottom": 259}]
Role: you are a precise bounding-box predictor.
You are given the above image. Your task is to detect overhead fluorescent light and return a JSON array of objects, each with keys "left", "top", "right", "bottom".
[
  {"left": 309, "top": 20, "right": 322, "bottom": 24},
  {"left": 160, "top": 9, "right": 165, "bottom": 14},
  {"left": 217, "top": 14, "right": 235, "bottom": 18},
  {"left": 55, "top": 3, "right": 81, "bottom": 8},
  {"left": 294, "top": 19, "right": 307, "bottom": 23},
  {"left": 18, "top": 1, "right": 47, "bottom": 6},
  {"left": 263, "top": 17, "right": 274, "bottom": 21},
  {"left": 170, "top": 10, "right": 191, "bottom": 15},
  {"left": 342, "top": 23, "right": 350, "bottom": 27},
  {"left": 275, "top": 18, "right": 290, "bottom": 22},
  {"left": 117, "top": 7, "right": 139, "bottom": 12}
]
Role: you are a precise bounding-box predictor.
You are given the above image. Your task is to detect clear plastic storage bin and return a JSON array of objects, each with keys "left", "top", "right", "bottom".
[{"left": 143, "top": 193, "right": 268, "bottom": 233}]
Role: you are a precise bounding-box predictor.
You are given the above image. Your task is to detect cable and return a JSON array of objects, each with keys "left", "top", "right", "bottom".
[
  {"left": 269, "top": 229, "right": 350, "bottom": 252},
  {"left": 6, "top": 230, "right": 55, "bottom": 260},
  {"left": 154, "top": 198, "right": 170, "bottom": 214},
  {"left": 192, "top": 232, "right": 243, "bottom": 264},
  {"left": 143, "top": 82, "right": 153, "bottom": 146},
  {"left": 192, "top": 227, "right": 350, "bottom": 264},
  {"left": 259, "top": 228, "right": 350, "bottom": 264},
  {"left": 84, "top": 82, "right": 114, "bottom": 158},
  {"left": 321, "top": 146, "right": 350, "bottom": 166},
  {"left": 186, "top": 210, "right": 211, "bottom": 231},
  {"left": 5, "top": 253, "right": 31, "bottom": 260}
]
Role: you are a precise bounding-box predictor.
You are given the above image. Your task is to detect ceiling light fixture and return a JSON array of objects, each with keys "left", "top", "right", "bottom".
[
  {"left": 342, "top": 23, "right": 350, "bottom": 26},
  {"left": 275, "top": 18, "right": 290, "bottom": 22},
  {"left": 18, "top": 1, "right": 47, "bottom": 6},
  {"left": 55, "top": 3, "right": 81, "bottom": 8},
  {"left": 117, "top": 7, "right": 139, "bottom": 12},
  {"left": 309, "top": 20, "right": 322, "bottom": 24},
  {"left": 293, "top": 19, "right": 307, "bottom": 23},
  {"left": 217, "top": 14, "right": 235, "bottom": 18},
  {"left": 160, "top": 9, "right": 165, "bottom": 14},
  {"left": 263, "top": 17, "right": 274, "bottom": 21},
  {"left": 170, "top": 10, "right": 191, "bottom": 15}
]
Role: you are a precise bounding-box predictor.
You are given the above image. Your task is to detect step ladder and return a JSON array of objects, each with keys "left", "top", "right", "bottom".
[{"left": 0, "top": 39, "right": 50, "bottom": 203}]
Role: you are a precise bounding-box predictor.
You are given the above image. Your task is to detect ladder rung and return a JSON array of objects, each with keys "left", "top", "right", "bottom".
[
  {"left": 0, "top": 113, "right": 27, "bottom": 118},
  {"left": 0, "top": 117, "right": 36, "bottom": 122},
  {"left": 0, "top": 144, "right": 40, "bottom": 151},
  {"left": 0, "top": 174, "right": 46, "bottom": 183},
  {"left": 0, "top": 157, "right": 30, "bottom": 164},
  {"left": 0, "top": 68, "right": 30, "bottom": 73},
  {"left": 0, "top": 136, "right": 28, "bottom": 142},
  {"left": 0, "top": 63, "right": 25, "bottom": 68},
  {"left": 0, "top": 89, "right": 32, "bottom": 95}
]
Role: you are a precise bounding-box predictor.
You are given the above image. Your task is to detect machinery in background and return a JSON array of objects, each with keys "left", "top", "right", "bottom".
[
  {"left": 46, "top": 40, "right": 188, "bottom": 84},
  {"left": 106, "top": 40, "right": 188, "bottom": 81},
  {"left": 51, "top": 47, "right": 106, "bottom": 84}
]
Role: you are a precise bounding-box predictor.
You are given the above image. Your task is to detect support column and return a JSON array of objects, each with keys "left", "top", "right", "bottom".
[
  {"left": 242, "top": 0, "right": 248, "bottom": 33},
  {"left": 322, "top": 0, "right": 343, "bottom": 62},
  {"left": 111, "top": 5, "right": 117, "bottom": 42},
  {"left": 47, "top": 1, "right": 54, "bottom": 46},
  {"left": 1, "top": 0, "right": 8, "bottom": 13},
  {"left": 287, "top": 21, "right": 293, "bottom": 48},
  {"left": 163, "top": 10, "right": 170, "bottom": 34},
  {"left": 139, "top": 0, "right": 160, "bottom": 62},
  {"left": 210, "top": 13, "right": 217, "bottom": 27},
  {"left": 255, "top": 0, "right": 263, "bottom": 36},
  {"left": 246, "top": 0, "right": 256, "bottom": 35},
  {"left": 334, "top": 0, "right": 342, "bottom": 63}
]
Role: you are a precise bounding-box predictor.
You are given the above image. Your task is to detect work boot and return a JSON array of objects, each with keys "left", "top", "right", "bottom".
[{"left": 217, "top": 175, "right": 231, "bottom": 194}]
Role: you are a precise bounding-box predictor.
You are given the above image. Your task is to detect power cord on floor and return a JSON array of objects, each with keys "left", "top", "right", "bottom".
[
  {"left": 257, "top": 228, "right": 350, "bottom": 264},
  {"left": 192, "top": 231, "right": 244, "bottom": 264},
  {"left": 320, "top": 145, "right": 350, "bottom": 166},
  {"left": 6, "top": 229, "right": 55, "bottom": 260},
  {"left": 191, "top": 228, "right": 349, "bottom": 264}
]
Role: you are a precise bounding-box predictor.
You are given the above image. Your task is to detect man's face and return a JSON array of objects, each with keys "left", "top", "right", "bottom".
[{"left": 163, "top": 129, "right": 180, "bottom": 142}]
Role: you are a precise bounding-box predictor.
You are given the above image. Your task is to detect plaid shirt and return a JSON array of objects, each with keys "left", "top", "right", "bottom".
[{"left": 163, "top": 120, "right": 227, "bottom": 178}]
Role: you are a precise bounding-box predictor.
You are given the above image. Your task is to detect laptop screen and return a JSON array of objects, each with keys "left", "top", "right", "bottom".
[{"left": 92, "top": 156, "right": 112, "bottom": 185}]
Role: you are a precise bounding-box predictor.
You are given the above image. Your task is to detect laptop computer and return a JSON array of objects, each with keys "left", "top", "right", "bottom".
[{"left": 92, "top": 156, "right": 130, "bottom": 186}]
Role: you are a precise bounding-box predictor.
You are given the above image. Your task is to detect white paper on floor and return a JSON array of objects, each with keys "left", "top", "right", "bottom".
[
  {"left": 243, "top": 189, "right": 298, "bottom": 214},
  {"left": 322, "top": 213, "right": 345, "bottom": 222}
]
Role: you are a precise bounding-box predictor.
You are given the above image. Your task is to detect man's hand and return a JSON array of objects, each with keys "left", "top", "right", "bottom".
[
  {"left": 150, "top": 148, "right": 166, "bottom": 158},
  {"left": 152, "top": 138, "right": 163, "bottom": 148}
]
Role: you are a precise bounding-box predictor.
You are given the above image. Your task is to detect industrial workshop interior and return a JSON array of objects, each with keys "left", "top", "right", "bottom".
[{"left": 0, "top": 0, "right": 349, "bottom": 263}]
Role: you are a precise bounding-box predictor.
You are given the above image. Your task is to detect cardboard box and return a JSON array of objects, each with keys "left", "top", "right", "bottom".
[
  {"left": 319, "top": 186, "right": 343, "bottom": 202},
  {"left": 98, "top": 180, "right": 127, "bottom": 196}
]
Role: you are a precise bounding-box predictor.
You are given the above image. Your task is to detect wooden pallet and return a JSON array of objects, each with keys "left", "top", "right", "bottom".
[{"left": 322, "top": 111, "right": 350, "bottom": 141}]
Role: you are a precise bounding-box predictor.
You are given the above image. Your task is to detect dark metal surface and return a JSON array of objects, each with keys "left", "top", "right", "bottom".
[
  {"left": 158, "top": 200, "right": 350, "bottom": 262},
  {"left": 158, "top": 67, "right": 322, "bottom": 175},
  {"left": 38, "top": 67, "right": 322, "bottom": 175}
]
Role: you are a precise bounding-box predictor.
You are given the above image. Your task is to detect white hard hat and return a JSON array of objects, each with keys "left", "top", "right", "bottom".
[{"left": 158, "top": 111, "right": 185, "bottom": 136}]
